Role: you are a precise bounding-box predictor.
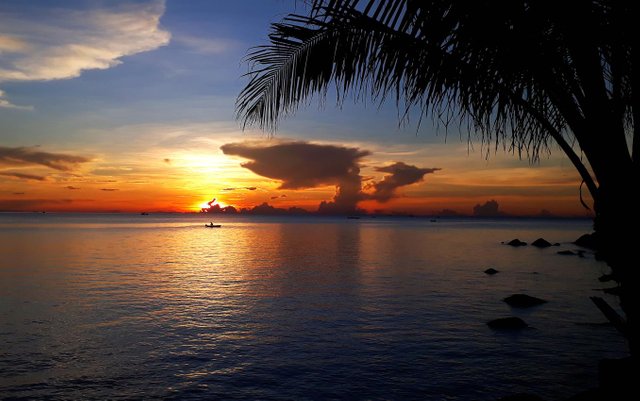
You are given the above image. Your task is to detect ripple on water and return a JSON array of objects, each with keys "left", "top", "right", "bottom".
[{"left": 0, "top": 215, "right": 628, "bottom": 400}]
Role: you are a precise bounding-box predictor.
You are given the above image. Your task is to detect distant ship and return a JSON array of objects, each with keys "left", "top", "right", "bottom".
[
  {"left": 205, "top": 222, "right": 221, "bottom": 228},
  {"left": 140, "top": 212, "right": 149, "bottom": 215}
]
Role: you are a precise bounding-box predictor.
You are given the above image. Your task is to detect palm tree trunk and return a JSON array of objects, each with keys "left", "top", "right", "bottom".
[
  {"left": 593, "top": 179, "right": 638, "bottom": 356},
  {"left": 583, "top": 123, "right": 638, "bottom": 355}
]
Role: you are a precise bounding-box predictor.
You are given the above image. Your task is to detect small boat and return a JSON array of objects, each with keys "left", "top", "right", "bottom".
[
  {"left": 205, "top": 223, "right": 221, "bottom": 228},
  {"left": 140, "top": 212, "right": 149, "bottom": 215}
]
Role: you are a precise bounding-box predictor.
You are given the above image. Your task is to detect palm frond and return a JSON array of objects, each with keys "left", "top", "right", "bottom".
[{"left": 237, "top": 0, "right": 632, "bottom": 194}]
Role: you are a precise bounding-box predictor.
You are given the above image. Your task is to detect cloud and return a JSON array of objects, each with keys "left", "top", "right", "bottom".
[
  {"left": 0, "top": 146, "right": 90, "bottom": 171},
  {"left": 0, "top": 171, "right": 46, "bottom": 181},
  {"left": 222, "top": 186, "right": 258, "bottom": 191},
  {"left": 0, "top": 89, "right": 33, "bottom": 110},
  {"left": 100, "top": 188, "right": 118, "bottom": 192},
  {"left": 13, "top": 192, "right": 25, "bottom": 195},
  {"left": 222, "top": 141, "right": 369, "bottom": 214},
  {"left": 221, "top": 141, "right": 370, "bottom": 189},
  {"left": 0, "top": 35, "right": 28, "bottom": 53},
  {"left": 163, "top": 158, "right": 171, "bottom": 164},
  {"left": 0, "top": 0, "right": 170, "bottom": 105},
  {"left": 367, "top": 162, "right": 440, "bottom": 202},
  {"left": 473, "top": 199, "right": 504, "bottom": 217},
  {"left": 223, "top": 141, "right": 440, "bottom": 214},
  {"left": 65, "top": 186, "right": 80, "bottom": 190},
  {"left": 240, "top": 202, "right": 309, "bottom": 216},
  {"left": 174, "top": 35, "right": 238, "bottom": 55},
  {"left": 0, "top": 198, "right": 73, "bottom": 211}
]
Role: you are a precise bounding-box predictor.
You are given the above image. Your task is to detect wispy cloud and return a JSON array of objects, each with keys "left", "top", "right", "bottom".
[
  {"left": 0, "top": 89, "right": 33, "bottom": 110},
  {"left": 0, "top": 0, "right": 170, "bottom": 105},
  {"left": 0, "top": 171, "right": 46, "bottom": 181},
  {"left": 174, "top": 34, "right": 239, "bottom": 55},
  {"left": 222, "top": 186, "right": 257, "bottom": 191},
  {"left": 0, "top": 198, "right": 73, "bottom": 211},
  {"left": 0, "top": 146, "right": 90, "bottom": 171}
]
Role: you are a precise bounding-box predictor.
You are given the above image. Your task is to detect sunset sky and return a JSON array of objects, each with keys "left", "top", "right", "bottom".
[{"left": 0, "top": 0, "right": 591, "bottom": 216}]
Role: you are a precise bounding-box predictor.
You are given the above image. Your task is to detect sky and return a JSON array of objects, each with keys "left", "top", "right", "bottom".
[{"left": 0, "top": 0, "right": 592, "bottom": 216}]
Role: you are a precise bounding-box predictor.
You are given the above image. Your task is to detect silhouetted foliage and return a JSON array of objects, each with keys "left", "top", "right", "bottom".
[{"left": 237, "top": 0, "right": 639, "bottom": 353}]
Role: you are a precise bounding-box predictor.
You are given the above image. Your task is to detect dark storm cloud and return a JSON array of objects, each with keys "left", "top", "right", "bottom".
[
  {"left": 473, "top": 199, "right": 503, "bottom": 216},
  {"left": 221, "top": 141, "right": 370, "bottom": 189},
  {"left": 0, "top": 146, "right": 90, "bottom": 171},
  {"left": 368, "top": 162, "right": 440, "bottom": 202},
  {"left": 222, "top": 141, "right": 369, "bottom": 214},
  {"left": 0, "top": 171, "right": 47, "bottom": 181},
  {"left": 222, "top": 141, "right": 439, "bottom": 214}
]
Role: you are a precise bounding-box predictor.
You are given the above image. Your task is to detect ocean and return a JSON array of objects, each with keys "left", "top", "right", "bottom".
[{"left": 0, "top": 213, "right": 628, "bottom": 400}]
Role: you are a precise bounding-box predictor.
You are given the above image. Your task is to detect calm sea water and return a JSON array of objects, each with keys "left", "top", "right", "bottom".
[{"left": 0, "top": 213, "right": 628, "bottom": 400}]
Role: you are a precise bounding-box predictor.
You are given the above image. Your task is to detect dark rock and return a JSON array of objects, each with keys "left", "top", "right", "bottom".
[
  {"left": 598, "top": 274, "right": 614, "bottom": 283},
  {"left": 504, "top": 294, "right": 547, "bottom": 308},
  {"left": 553, "top": 242, "right": 560, "bottom": 246},
  {"left": 557, "top": 250, "right": 576, "bottom": 255},
  {"left": 484, "top": 268, "right": 499, "bottom": 275},
  {"left": 575, "top": 232, "right": 599, "bottom": 250},
  {"left": 506, "top": 239, "right": 527, "bottom": 247},
  {"left": 531, "top": 238, "right": 552, "bottom": 248},
  {"left": 498, "top": 394, "right": 545, "bottom": 401},
  {"left": 487, "top": 317, "right": 528, "bottom": 330}
]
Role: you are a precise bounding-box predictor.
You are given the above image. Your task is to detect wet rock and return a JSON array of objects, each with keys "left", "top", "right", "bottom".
[
  {"left": 575, "top": 233, "right": 599, "bottom": 250},
  {"left": 505, "top": 239, "right": 527, "bottom": 247},
  {"left": 504, "top": 294, "right": 547, "bottom": 308},
  {"left": 484, "top": 268, "right": 499, "bottom": 275},
  {"left": 487, "top": 317, "right": 528, "bottom": 330},
  {"left": 531, "top": 238, "right": 552, "bottom": 248},
  {"left": 557, "top": 250, "right": 576, "bottom": 255}
]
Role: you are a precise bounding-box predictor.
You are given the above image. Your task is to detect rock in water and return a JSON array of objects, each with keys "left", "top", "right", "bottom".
[
  {"left": 487, "top": 317, "right": 528, "bottom": 330},
  {"left": 484, "top": 268, "right": 499, "bottom": 275},
  {"left": 531, "top": 238, "right": 552, "bottom": 248},
  {"left": 504, "top": 294, "right": 547, "bottom": 308},
  {"left": 506, "top": 239, "right": 527, "bottom": 247},
  {"left": 574, "top": 232, "right": 599, "bottom": 249}
]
